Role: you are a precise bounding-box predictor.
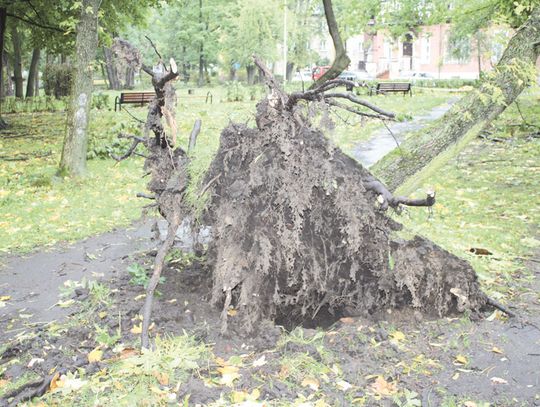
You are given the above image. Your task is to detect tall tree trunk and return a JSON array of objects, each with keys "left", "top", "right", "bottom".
[
  {"left": 3, "top": 52, "right": 13, "bottom": 96},
  {"left": 286, "top": 62, "right": 295, "bottom": 82},
  {"left": 125, "top": 66, "right": 134, "bottom": 89},
  {"left": 11, "top": 22, "right": 23, "bottom": 98},
  {"left": 198, "top": 45, "right": 204, "bottom": 87},
  {"left": 26, "top": 48, "right": 40, "bottom": 97},
  {"left": 246, "top": 65, "right": 256, "bottom": 85},
  {"left": 59, "top": 0, "right": 102, "bottom": 177},
  {"left": 34, "top": 63, "right": 39, "bottom": 96},
  {"left": 103, "top": 47, "right": 120, "bottom": 90},
  {"left": 373, "top": 6, "right": 540, "bottom": 192},
  {"left": 0, "top": 8, "right": 5, "bottom": 129}
]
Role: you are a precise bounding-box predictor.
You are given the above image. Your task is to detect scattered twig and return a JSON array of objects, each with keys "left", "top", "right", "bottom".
[
  {"left": 111, "top": 134, "right": 146, "bottom": 162},
  {"left": 381, "top": 119, "right": 402, "bottom": 151},
  {"left": 136, "top": 193, "right": 155, "bottom": 200},
  {"left": 486, "top": 297, "right": 516, "bottom": 318},
  {"left": 198, "top": 173, "right": 222, "bottom": 198},
  {"left": 121, "top": 107, "right": 146, "bottom": 124},
  {"left": 145, "top": 35, "right": 162, "bottom": 61}
]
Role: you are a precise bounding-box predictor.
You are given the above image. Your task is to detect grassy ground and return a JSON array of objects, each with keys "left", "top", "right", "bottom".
[{"left": 0, "top": 86, "right": 454, "bottom": 254}]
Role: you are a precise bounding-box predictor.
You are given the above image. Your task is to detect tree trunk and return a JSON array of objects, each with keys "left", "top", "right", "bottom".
[
  {"left": 286, "top": 62, "right": 295, "bottom": 82},
  {"left": 372, "top": 6, "right": 540, "bottom": 192},
  {"left": 11, "top": 22, "right": 23, "bottom": 98},
  {"left": 34, "top": 63, "right": 39, "bottom": 96},
  {"left": 26, "top": 48, "right": 40, "bottom": 97},
  {"left": 0, "top": 7, "right": 5, "bottom": 101},
  {"left": 125, "top": 66, "right": 134, "bottom": 89},
  {"left": 103, "top": 47, "right": 120, "bottom": 90},
  {"left": 197, "top": 45, "right": 204, "bottom": 87},
  {"left": 3, "top": 52, "right": 13, "bottom": 96},
  {"left": 59, "top": 0, "right": 102, "bottom": 177},
  {"left": 246, "top": 65, "right": 256, "bottom": 85}
]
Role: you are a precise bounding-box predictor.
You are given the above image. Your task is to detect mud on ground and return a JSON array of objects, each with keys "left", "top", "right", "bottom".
[{"left": 1, "top": 242, "right": 539, "bottom": 406}]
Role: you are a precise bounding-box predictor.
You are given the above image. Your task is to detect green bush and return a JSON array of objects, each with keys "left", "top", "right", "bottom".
[
  {"left": 224, "top": 81, "right": 246, "bottom": 102},
  {"left": 91, "top": 93, "right": 110, "bottom": 110},
  {"left": 412, "top": 78, "right": 478, "bottom": 88},
  {"left": 43, "top": 63, "right": 74, "bottom": 98},
  {"left": 87, "top": 120, "right": 143, "bottom": 160}
]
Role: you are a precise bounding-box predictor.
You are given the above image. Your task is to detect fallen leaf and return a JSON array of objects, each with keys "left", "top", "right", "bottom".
[
  {"left": 119, "top": 347, "right": 138, "bottom": 359},
  {"left": 491, "top": 346, "right": 503, "bottom": 354},
  {"left": 339, "top": 317, "right": 355, "bottom": 324},
  {"left": 0, "top": 379, "right": 9, "bottom": 389},
  {"left": 0, "top": 296, "right": 11, "bottom": 301},
  {"left": 390, "top": 331, "right": 406, "bottom": 342},
  {"left": 463, "top": 402, "right": 477, "bottom": 407},
  {"left": 252, "top": 355, "right": 267, "bottom": 367},
  {"left": 370, "top": 376, "right": 397, "bottom": 396},
  {"left": 153, "top": 371, "right": 169, "bottom": 386},
  {"left": 98, "top": 311, "right": 107, "bottom": 319},
  {"left": 490, "top": 377, "right": 508, "bottom": 385},
  {"left": 27, "top": 357, "right": 44, "bottom": 368},
  {"left": 49, "top": 372, "right": 61, "bottom": 391},
  {"left": 130, "top": 323, "right": 142, "bottom": 334},
  {"left": 452, "top": 372, "right": 460, "bottom": 380},
  {"left": 469, "top": 247, "right": 492, "bottom": 255},
  {"left": 301, "top": 377, "right": 320, "bottom": 391},
  {"left": 454, "top": 355, "right": 468, "bottom": 365},
  {"left": 227, "top": 308, "right": 237, "bottom": 316},
  {"left": 217, "top": 365, "right": 240, "bottom": 386},
  {"left": 88, "top": 347, "right": 103, "bottom": 363},
  {"left": 336, "top": 379, "right": 353, "bottom": 391}
]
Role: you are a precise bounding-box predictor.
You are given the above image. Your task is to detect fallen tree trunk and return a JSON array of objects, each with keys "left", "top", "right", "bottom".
[{"left": 372, "top": 6, "right": 540, "bottom": 192}]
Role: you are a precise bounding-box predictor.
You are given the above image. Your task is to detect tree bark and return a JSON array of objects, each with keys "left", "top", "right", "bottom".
[
  {"left": 372, "top": 6, "right": 540, "bottom": 192},
  {"left": 59, "top": 0, "right": 102, "bottom": 177},
  {"left": 3, "top": 52, "right": 13, "bottom": 96},
  {"left": 11, "top": 22, "right": 23, "bottom": 98},
  {"left": 246, "top": 65, "right": 256, "bottom": 85},
  {"left": 26, "top": 48, "right": 40, "bottom": 97},
  {"left": 103, "top": 47, "right": 120, "bottom": 90},
  {"left": 286, "top": 62, "right": 295, "bottom": 82},
  {"left": 0, "top": 7, "right": 5, "bottom": 101},
  {"left": 125, "top": 66, "right": 134, "bottom": 89}
]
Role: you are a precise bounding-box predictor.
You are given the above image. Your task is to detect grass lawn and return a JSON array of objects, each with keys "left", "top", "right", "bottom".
[{"left": 0, "top": 85, "right": 455, "bottom": 254}]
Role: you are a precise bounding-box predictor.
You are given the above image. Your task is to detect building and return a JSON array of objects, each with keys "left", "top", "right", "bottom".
[{"left": 344, "top": 24, "right": 509, "bottom": 80}]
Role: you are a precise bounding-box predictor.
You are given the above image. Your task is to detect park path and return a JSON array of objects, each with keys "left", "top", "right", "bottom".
[
  {"left": 352, "top": 97, "right": 459, "bottom": 168},
  {"left": 0, "top": 221, "right": 154, "bottom": 341}
]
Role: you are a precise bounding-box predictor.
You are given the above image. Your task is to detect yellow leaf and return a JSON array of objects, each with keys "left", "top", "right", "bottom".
[
  {"left": 227, "top": 308, "right": 237, "bottom": 316},
  {"left": 252, "top": 355, "right": 267, "bottom": 367},
  {"left": 390, "top": 331, "right": 406, "bottom": 342},
  {"left": 98, "top": 311, "right": 107, "bottom": 319},
  {"left": 454, "top": 355, "right": 468, "bottom": 365},
  {"left": 49, "top": 372, "right": 61, "bottom": 391},
  {"left": 491, "top": 346, "right": 503, "bottom": 354},
  {"left": 131, "top": 323, "right": 142, "bottom": 334},
  {"left": 88, "top": 347, "right": 103, "bottom": 363},
  {"left": 217, "top": 365, "right": 240, "bottom": 386},
  {"left": 370, "top": 376, "right": 397, "bottom": 396},
  {"left": 0, "top": 296, "right": 10, "bottom": 301},
  {"left": 301, "top": 377, "right": 320, "bottom": 391},
  {"left": 230, "top": 390, "right": 247, "bottom": 403},
  {"left": 452, "top": 372, "right": 460, "bottom": 380},
  {"left": 0, "top": 379, "right": 10, "bottom": 389}
]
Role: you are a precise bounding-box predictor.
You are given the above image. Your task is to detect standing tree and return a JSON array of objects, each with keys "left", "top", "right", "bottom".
[{"left": 59, "top": 0, "right": 102, "bottom": 177}]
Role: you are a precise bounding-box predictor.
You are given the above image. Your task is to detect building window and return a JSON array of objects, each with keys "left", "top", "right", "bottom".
[
  {"left": 445, "top": 35, "right": 471, "bottom": 64},
  {"left": 403, "top": 33, "right": 413, "bottom": 57}
]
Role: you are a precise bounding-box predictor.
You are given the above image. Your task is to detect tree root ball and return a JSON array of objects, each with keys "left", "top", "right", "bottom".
[{"left": 201, "top": 103, "right": 487, "bottom": 334}]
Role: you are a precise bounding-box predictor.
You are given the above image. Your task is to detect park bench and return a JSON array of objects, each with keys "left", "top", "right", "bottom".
[
  {"left": 370, "top": 82, "right": 412, "bottom": 96},
  {"left": 114, "top": 92, "right": 155, "bottom": 111}
]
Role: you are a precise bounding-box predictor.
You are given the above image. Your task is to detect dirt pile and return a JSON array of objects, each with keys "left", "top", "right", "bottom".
[{"left": 201, "top": 96, "right": 487, "bottom": 334}]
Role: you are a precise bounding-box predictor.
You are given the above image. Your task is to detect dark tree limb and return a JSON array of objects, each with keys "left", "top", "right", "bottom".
[
  {"left": 364, "top": 175, "right": 435, "bottom": 211},
  {"left": 323, "top": 92, "right": 396, "bottom": 118},
  {"left": 486, "top": 297, "right": 516, "bottom": 318},
  {"left": 309, "top": 0, "right": 350, "bottom": 89},
  {"left": 145, "top": 35, "right": 162, "bottom": 61},
  {"left": 327, "top": 99, "right": 394, "bottom": 120},
  {"left": 111, "top": 134, "right": 146, "bottom": 162},
  {"left": 141, "top": 212, "right": 182, "bottom": 349}
]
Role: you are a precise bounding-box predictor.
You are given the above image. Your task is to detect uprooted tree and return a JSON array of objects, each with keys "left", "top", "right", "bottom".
[{"left": 113, "top": 0, "right": 519, "bottom": 349}]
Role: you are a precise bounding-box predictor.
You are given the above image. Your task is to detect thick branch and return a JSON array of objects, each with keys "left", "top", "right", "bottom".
[
  {"left": 310, "top": 0, "right": 350, "bottom": 89},
  {"left": 364, "top": 176, "right": 435, "bottom": 211},
  {"left": 111, "top": 134, "right": 146, "bottom": 161},
  {"left": 6, "top": 12, "right": 65, "bottom": 33},
  {"left": 324, "top": 92, "right": 396, "bottom": 118},
  {"left": 327, "top": 100, "right": 392, "bottom": 120},
  {"left": 188, "top": 119, "right": 202, "bottom": 153}
]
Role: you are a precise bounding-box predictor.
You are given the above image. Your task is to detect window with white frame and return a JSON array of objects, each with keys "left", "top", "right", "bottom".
[{"left": 421, "top": 35, "right": 431, "bottom": 64}]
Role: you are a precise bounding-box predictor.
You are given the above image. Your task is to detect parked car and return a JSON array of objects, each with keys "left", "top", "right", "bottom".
[
  {"left": 312, "top": 65, "right": 331, "bottom": 81},
  {"left": 338, "top": 70, "right": 373, "bottom": 81},
  {"left": 292, "top": 69, "right": 313, "bottom": 82},
  {"left": 401, "top": 72, "right": 435, "bottom": 81}
]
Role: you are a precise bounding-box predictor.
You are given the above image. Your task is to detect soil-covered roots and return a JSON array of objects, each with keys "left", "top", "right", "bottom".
[{"left": 201, "top": 100, "right": 487, "bottom": 334}]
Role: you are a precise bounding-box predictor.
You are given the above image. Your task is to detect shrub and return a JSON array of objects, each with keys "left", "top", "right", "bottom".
[
  {"left": 91, "top": 93, "right": 110, "bottom": 110},
  {"left": 43, "top": 63, "right": 74, "bottom": 98}
]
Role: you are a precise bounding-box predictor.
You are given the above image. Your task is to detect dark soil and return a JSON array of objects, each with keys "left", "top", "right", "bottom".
[{"left": 1, "top": 228, "right": 539, "bottom": 406}]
